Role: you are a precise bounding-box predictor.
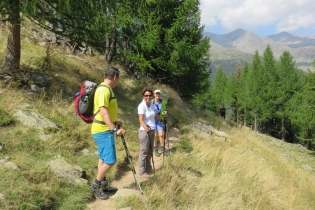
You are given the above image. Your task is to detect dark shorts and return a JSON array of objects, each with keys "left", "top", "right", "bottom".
[{"left": 92, "top": 131, "right": 116, "bottom": 164}]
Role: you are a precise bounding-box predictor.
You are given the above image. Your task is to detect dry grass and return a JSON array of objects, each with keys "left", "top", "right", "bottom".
[{"left": 137, "top": 127, "right": 315, "bottom": 210}]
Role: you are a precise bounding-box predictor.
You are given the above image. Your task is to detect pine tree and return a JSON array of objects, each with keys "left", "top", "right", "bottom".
[
  {"left": 210, "top": 66, "right": 227, "bottom": 114},
  {"left": 226, "top": 72, "right": 237, "bottom": 122},
  {"left": 288, "top": 71, "right": 315, "bottom": 148},
  {"left": 249, "top": 51, "right": 263, "bottom": 131},
  {"left": 236, "top": 62, "right": 251, "bottom": 126},
  {"left": 260, "top": 45, "right": 277, "bottom": 134},
  {"left": 275, "top": 51, "right": 301, "bottom": 141},
  {"left": 123, "top": 0, "right": 210, "bottom": 98}
]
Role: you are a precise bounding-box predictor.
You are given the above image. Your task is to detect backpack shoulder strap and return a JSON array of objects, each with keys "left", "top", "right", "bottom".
[
  {"left": 98, "top": 84, "right": 115, "bottom": 101},
  {"left": 93, "top": 84, "right": 115, "bottom": 125}
]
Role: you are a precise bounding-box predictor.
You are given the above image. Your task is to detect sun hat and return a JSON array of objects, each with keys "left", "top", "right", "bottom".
[{"left": 154, "top": 89, "right": 161, "bottom": 94}]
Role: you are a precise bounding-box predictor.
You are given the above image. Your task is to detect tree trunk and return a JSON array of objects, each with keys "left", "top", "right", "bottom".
[
  {"left": 105, "top": 36, "right": 110, "bottom": 61},
  {"left": 107, "top": 37, "right": 116, "bottom": 62},
  {"left": 254, "top": 113, "right": 257, "bottom": 131},
  {"left": 306, "top": 141, "right": 312, "bottom": 150},
  {"left": 306, "top": 130, "right": 312, "bottom": 150},
  {"left": 1, "top": 1, "right": 21, "bottom": 71},
  {"left": 244, "top": 107, "right": 246, "bottom": 127},
  {"left": 281, "top": 117, "right": 285, "bottom": 141}
]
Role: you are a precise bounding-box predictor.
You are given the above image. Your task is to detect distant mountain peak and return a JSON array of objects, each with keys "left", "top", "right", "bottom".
[
  {"left": 266, "top": 31, "right": 314, "bottom": 47},
  {"left": 234, "top": 28, "right": 246, "bottom": 32},
  {"left": 204, "top": 29, "right": 315, "bottom": 74},
  {"left": 276, "top": 31, "right": 292, "bottom": 35},
  {"left": 268, "top": 31, "right": 296, "bottom": 39},
  {"left": 225, "top": 28, "right": 247, "bottom": 36}
]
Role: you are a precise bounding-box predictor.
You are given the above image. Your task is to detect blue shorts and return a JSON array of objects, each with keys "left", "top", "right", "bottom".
[
  {"left": 92, "top": 131, "right": 116, "bottom": 164},
  {"left": 155, "top": 120, "right": 164, "bottom": 131}
]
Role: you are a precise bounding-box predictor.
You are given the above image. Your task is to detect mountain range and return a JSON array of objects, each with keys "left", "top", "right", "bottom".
[{"left": 204, "top": 29, "right": 315, "bottom": 77}]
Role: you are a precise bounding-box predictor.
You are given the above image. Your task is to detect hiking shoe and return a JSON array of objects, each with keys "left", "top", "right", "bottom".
[
  {"left": 139, "top": 173, "right": 150, "bottom": 179},
  {"left": 90, "top": 183, "right": 108, "bottom": 200},
  {"left": 154, "top": 147, "right": 160, "bottom": 157},
  {"left": 147, "top": 169, "right": 155, "bottom": 175},
  {"left": 101, "top": 181, "right": 118, "bottom": 193},
  {"left": 160, "top": 146, "right": 165, "bottom": 155}
]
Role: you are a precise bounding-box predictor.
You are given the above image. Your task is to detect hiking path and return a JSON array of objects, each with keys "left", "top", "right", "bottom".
[{"left": 87, "top": 127, "right": 180, "bottom": 210}]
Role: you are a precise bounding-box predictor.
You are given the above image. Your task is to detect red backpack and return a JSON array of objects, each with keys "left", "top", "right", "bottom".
[{"left": 74, "top": 80, "right": 113, "bottom": 124}]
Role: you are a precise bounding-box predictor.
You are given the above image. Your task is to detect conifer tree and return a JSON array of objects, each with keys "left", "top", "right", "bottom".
[
  {"left": 210, "top": 66, "right": 227, "bottom": 114},
  {"left": 237, "top": 62, "right": 251, "bottom": 126},
  {"left": 249, "top": 51, "right": 263, "bottom": 131},
  {"left": 275, "top": 51, "right": 301, "bottom": 141},
  {"left": 226, "top": 72, "right": 237, "bottom": 122},
  {"left": 260, "top": 45, "right": 277, "bottom": 133},
  {"left": 123, "top": 0, "right": 210, "bottom": 98},
  {"left": 288, "top": 71, "right": 315, "bottom": 147}
]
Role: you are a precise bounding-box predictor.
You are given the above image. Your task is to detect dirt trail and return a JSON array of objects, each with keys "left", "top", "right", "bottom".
[{"left": 87, "top": 127, "right": 180, "bottom": 210}]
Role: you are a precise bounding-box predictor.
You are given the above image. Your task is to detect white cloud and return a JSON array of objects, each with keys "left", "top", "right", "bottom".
[
  {"left": 200, "top": 0, "right": 315, "bottom": 33},
  {"left": 277, "top": 14, "right": 315, "bottom": 32}
]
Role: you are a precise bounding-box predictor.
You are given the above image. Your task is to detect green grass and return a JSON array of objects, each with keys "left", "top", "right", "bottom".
[{"left": 0, "top": 108, "right": 14, "bottom": 126}]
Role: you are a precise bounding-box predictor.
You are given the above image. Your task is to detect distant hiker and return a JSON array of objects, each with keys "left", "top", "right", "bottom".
[
  {"left": 137, "top": 87, "right": 160, "bottom": 178},
  {"left": 152, "top": 89, "right": 167, "bottom": 157},
  {"left": 90, "top": 67, "right": 126, "bottom": 200},
  {"left": 220, "top": 105, "right": 226, "bottom": 119}
]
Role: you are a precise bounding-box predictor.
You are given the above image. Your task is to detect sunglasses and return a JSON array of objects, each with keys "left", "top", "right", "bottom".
[{"left": 144, "top": 95, "right": 152, "bottom": 97}]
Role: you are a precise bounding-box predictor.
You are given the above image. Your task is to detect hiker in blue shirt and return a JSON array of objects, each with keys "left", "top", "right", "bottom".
[{"left": 152, "top": 89, "right": 167, "bottom": 157}]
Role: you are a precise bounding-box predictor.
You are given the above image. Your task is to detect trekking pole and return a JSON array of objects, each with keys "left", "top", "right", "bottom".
[
  {"left": 119, "top": 133, "right": 147, "bottom": 204},
  {"left": 163, "top": 117, "right": 169, "bottom": 156},
  {"left": 162, "top": 120, "right": 165, "bottom": 166},
  {"left": 146, "top": 125, "right": 155, "bottom": 177}
]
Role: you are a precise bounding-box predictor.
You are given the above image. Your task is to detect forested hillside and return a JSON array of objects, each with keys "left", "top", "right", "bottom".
[
  {"left": 194, "top": 45, "right": 315, "bottom": 148},
  {"left": 0, "top": 0, "right": 210, "bottom": 99}
]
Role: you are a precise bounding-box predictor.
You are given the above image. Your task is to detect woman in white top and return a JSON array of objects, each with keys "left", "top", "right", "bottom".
[{"left": 137, "top": 87, "right": 161, "bottom": 177}]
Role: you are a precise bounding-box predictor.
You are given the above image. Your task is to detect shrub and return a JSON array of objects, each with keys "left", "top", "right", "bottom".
[{"left": 0, "top": 108, "right": 14, "bottom": 126}]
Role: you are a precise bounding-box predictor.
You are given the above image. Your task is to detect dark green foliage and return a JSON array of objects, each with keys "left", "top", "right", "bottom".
[
  {"left": 1, "top": 0, "right": 210, "bottom": 99},
  {"left": 122, "top": 0, "right": 210, "bottom": 98},
  {"left": 0, "top": 0, "right": 21, "bottom": 23}
]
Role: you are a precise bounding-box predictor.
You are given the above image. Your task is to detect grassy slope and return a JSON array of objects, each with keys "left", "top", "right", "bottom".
[{"left": 1, "top": 22, "right": 315, "bottom": 209}]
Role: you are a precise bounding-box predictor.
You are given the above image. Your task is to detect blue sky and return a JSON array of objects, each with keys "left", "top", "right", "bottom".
[{"left": 200, "top": 0, "right": 315, "bottom": 36}]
